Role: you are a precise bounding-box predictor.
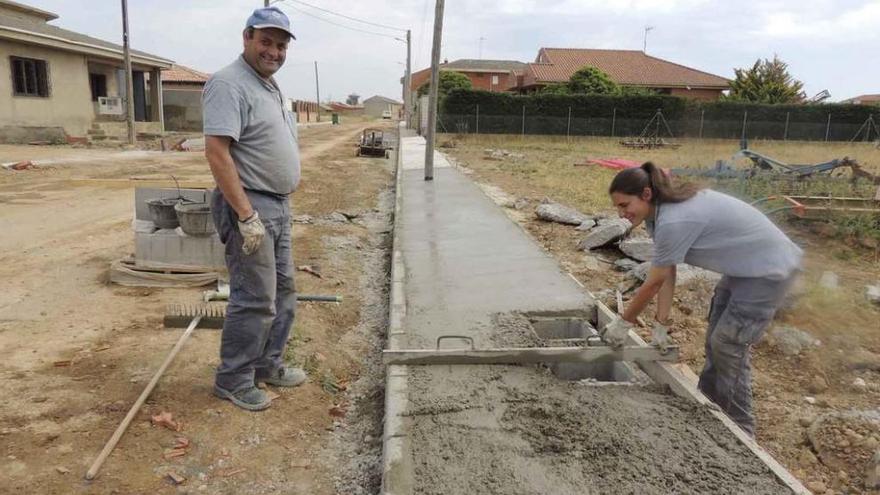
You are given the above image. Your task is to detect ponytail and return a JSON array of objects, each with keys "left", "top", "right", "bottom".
[{"left": 608, "top": 162, "right": 701, "bottom": 204}]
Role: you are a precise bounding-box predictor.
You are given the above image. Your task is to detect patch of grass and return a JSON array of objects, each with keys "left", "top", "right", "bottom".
[{"left": 319, "top": 371, "right": 343, "bottom": 395}]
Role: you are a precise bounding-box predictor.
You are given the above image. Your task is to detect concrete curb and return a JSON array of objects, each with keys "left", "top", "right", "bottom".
[{"left": 380, "top": 124, "right": 413, "bottom": 495}]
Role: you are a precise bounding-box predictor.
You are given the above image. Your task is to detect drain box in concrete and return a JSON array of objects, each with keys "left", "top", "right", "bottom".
[{"left": 528, "top": 314, "right": 635, "bottom": 382}]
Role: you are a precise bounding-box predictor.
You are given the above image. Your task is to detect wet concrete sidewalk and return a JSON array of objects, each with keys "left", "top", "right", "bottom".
[
  {"left": 393, "top": 135, "right": 590, "bottom": 349},
  {"left": 382, "top": 133, "right": 594, "bottom": 493}
]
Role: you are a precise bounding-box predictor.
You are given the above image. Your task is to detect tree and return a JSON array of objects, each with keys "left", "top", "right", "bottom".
[
  {"left": 727, "top": 55, "right": 805, "bottom": 104},
  {"left": 539, "top": 83, "right": 570, "bottom": 95},
  {"left": 566, "top": 66, "right": 619, "bottom": 95},
  {"left": 618, "top": 86, "right": 657, "bottom": 97},
  {"left": 417, "top": 71, "right": 472, "bottom": 98}
]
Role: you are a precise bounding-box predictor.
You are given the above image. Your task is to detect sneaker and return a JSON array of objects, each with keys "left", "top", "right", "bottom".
[
  {"left": 256, "top": 367, "right": 307, "bottom": 388},
  {"left": 213, "top": 385, "right": 271, "bottom": 411}
]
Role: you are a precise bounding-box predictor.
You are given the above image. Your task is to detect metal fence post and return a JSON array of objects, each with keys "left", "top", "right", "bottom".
[
  {"left": 521, "top": 105, "right": 525, "bottom": 137},
  {"left": 611, "top": 108, "right": 617, "bottom": 137},
  {"left": 699, "top": 109, "right": 705, "bottom": 139},
  {"left": 741, "top": 110, "right": 748, "bottom": 143},
  {"left": 566, "top": 107, "right": 571, "bottom": 140},
  {"left": 825, "top": 113, "right": 831, "bottom": 142},
  {"left": 475, "top": 104, "right": 479, "bottom": 134},
  {"left": 783, "top": 112, "right": 790, "bottom": 141}
]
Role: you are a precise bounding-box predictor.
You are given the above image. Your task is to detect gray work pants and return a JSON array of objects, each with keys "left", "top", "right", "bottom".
[
  {"left": 698, "top": 274, "right": 794, "bottom": 437},
  {"left": 211, "top": 189, "right": 296, "bottom": 393}
]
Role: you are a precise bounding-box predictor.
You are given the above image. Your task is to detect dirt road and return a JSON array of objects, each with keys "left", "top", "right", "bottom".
[{"left": 0, "top": 121, "right": 394, "bottom": 494}]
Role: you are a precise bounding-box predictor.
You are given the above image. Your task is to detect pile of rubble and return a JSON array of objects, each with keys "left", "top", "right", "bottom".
[
  {"left": 483, "top": 148, "right": 525, "bottom": 161},
  {"left": 535, "top": 199, "right": 721, "bottom": 289},
  {"left": 802, "top": 410, "right": 880, "bottom": 492}
]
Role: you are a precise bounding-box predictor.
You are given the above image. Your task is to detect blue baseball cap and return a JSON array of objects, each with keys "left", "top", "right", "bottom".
[{"left": 246, "top": 6, "right": 296, "bottom": 40}]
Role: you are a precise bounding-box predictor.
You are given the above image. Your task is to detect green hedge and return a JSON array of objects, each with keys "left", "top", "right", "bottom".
[
  {"left": 691, "top": 100, "right": 875, "bottom": 123},
  {"left": 439, "top": 89, "right": 879, "bottom": 140},
  {"left": 441, "top": 89, "right": 686, "bottom": 119}
]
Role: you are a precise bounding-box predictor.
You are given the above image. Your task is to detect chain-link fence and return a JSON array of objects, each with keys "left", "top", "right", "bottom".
[{"left": 438, "top": 108, "right": 880, "bottom": 142}]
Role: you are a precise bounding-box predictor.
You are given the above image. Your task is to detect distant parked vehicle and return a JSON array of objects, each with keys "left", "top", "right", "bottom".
[
  {"left": 381, "top": 109, "right": 392, "bottom": 119},
  {"left": 357, "top": 128, "right": 391, "bottom": 158}
]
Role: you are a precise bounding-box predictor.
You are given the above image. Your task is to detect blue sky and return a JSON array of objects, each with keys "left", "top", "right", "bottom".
[{"left": 24, "top": 0, "right": 880, "bottom": 103}]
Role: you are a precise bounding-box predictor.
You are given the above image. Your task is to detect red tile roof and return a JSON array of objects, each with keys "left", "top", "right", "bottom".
[
  {"left": 161, "top": 64, "right": 210, "bottom": 84},
  {"left": 329, "top": 102, "right": 364, "bottom": 110},
  {"left": 842, "top": 94, "right": 880, "bottom": 104},
  {"left": 523, "top": 48, "right": 729, "bottom": 89}
]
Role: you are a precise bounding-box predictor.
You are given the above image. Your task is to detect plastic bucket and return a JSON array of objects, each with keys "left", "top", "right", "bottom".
[
  {"left": 146, "top": 198, "right": 181, "bottom": 229},
  {"left": 175, "top": 202, "right": 215, "bottom": 236}
]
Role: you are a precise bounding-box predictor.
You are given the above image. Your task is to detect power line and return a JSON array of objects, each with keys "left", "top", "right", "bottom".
[
  {"left": 280, "top": 0, "right": 406, "bottom": 32},
  {"left": 279, "top": 3, "right": 400, "bottom": 39}
]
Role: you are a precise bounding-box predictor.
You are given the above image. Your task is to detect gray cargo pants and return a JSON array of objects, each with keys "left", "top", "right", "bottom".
[
  {"left": 211, "top": 189, "right": 296, "bottom": 393},
  {"left": 698, "top": 274, "right": 794, "bottom": 437}
]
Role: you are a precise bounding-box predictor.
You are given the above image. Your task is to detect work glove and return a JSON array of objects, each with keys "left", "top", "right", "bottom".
[
  {"left": 238, "top": 211, "right": 266, "bottom": 255},
  {"left": 600, "top": 317, "right": 631, "bottom": 349},
  {"left": 651, "top": 322, "right": 671, "bottom": 353}
]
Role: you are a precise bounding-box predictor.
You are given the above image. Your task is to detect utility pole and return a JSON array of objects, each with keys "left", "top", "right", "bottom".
[
  {"left": 643, "top": 26, "right": 654, "bottom": 53},
  {"left": 314, "top": 61, "right": 321, "bottom": 122},
  {"left": 121, "top": 0, "right": 135, "bottom": 145},
  {"left": 405, "top": 29, "right": 412, "bottom": 129},
  {"left": 424, "top": 0, "right": 445, "bottom": 181}
]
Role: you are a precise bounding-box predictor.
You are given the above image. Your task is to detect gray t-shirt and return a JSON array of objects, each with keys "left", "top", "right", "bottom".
[
  {"left": 203, "top": 56, "right": 300, "bottom": 195},
  {"left": 647, "top": 189, "right": 802, "bottom": 280}
]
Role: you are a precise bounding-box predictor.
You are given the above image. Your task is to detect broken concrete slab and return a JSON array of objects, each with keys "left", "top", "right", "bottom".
[
  {"left": 578, "top": 218, "right": 632, "bottom": 250},
  {"left": 535, "top": 201, "right": 592, "bottom": 226},
  {"left": 619, "top": 237, "right": 654, "bottom": 261},
  {"left": 575, "top": 220, "right": 596, "bottom": 231},
  {"left": 866, "top": 285, "right": 880, "bottom": 305},
  {"left": 629, "top": 261, "right": 721, "bottom": 285},
  {"left": 613, "top": 258, "right": 640, "bottom": 272},
  {"left": 768, "top": 326, "right": 821, "bottom": 356}
]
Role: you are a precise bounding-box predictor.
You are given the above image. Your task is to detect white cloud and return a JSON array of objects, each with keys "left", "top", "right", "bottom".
[{"left": 755, "top": 1, "right": 880, "bottom": 40}]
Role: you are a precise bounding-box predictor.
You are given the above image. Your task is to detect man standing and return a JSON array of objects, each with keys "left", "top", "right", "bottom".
[{"left": 203, "top": 6, "right": 305, "bottom": 411}]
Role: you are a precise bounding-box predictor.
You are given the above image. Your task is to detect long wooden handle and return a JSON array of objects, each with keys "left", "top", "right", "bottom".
[{"left": 85, "top": 315, "right": 202, "bottom": 480}]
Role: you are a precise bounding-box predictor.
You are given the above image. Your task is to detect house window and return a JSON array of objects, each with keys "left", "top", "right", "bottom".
[
  {"left": 10, "top": 56, "right": 49, "bottom": 97},
  {"left": 89, "top": 73, "right": 107, "bottom": 101},
  {"left": 491, "top": 75, "right": 499, "bottom": 85}
]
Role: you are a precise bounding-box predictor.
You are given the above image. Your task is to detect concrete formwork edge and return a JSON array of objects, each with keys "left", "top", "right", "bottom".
[
  {"left": 591, "top": 296, "right": 811, "bottom": 495},
  {"left": 380, "top": 125, "right": 414, "bottom": 494}
]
